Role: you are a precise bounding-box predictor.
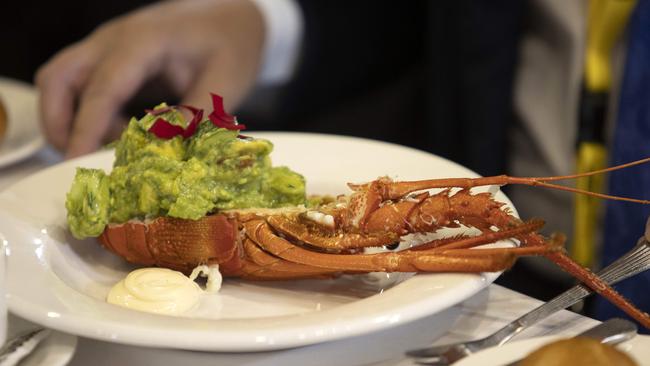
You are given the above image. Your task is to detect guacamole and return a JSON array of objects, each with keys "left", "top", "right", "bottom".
[{"left": 66, "top": 104, "right": 306, "bottom": 239}]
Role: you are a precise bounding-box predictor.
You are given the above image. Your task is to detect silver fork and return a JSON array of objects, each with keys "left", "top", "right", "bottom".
[{"left": 405, "top": 237, "right": 650, "bottom": 365}]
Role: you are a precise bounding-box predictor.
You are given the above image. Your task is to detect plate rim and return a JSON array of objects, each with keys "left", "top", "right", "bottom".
[{"left": 2, "top": 132, "right": 510, "bottom": 351}]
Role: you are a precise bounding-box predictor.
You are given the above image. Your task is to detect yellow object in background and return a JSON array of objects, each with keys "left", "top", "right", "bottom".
[
  {"left": 573, "top": 143, "right": 607, "bottom": 266},
  {"left": 585, "top": 0, "right": 637, "bottom": 92},
  {"left": 572, "top": 0, "right": 636, "bottom": 268}
]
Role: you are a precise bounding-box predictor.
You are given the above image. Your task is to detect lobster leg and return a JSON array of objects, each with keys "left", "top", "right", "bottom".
[
  {"left": 245, "top": 220, "right": 557, "bottom": 273},
  {"left": 408, "top": 219, "right": 545, "bottom": 252},
  {"left": 266, "top": 215, "right": 399, "bottom": 250},
  {"left": 242, "top": 238, "right": 339, "bottom": 276},
  {"left": 507, "top": 225, "right": 650, "bottom": 328},
  {"left": 547, "top": 251, "right": 650, "bottom": 328},
  {"left": 236, "top": 259, "right": 336, "bottom": 281}
]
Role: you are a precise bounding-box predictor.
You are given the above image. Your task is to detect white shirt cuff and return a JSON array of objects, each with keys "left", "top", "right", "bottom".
[{"left": 250, "top": 0, "right": 304, "bottom": 85}]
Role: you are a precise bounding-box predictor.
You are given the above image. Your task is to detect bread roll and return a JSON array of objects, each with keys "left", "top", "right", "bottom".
[
  {"left": 520, "top": 337, "right": 637, "bottom": 366},
  {"left": 0, "top": 97, "right": 6, "bottom": 142}
]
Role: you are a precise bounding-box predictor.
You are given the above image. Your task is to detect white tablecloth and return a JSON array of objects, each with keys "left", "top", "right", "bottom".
[{"left": 0, "top": 147, "right": 598, "bottom": 366}]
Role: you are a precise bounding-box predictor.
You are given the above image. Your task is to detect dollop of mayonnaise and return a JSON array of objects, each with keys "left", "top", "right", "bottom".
[{"left": 107, "top": 266, "right": 220, "bottom": 316}]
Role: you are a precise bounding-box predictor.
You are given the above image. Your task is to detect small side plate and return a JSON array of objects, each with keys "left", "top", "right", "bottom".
[
  {"left": 7, "top": 314, "right": 77, "bottom": 366},
  {"left": 0, "top": 77, "right": 44, "bottom": 169}
]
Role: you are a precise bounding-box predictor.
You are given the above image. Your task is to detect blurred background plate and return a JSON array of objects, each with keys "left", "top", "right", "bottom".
[{"left": 0, "top": 77, "right": 44, "bottom": 169}]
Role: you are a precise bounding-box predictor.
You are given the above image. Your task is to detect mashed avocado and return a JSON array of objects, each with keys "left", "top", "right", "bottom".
[{"left": 66, "top": 104, "right": 306, "bottom": 239}]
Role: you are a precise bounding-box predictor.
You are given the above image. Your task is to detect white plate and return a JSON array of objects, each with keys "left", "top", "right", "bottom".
[
  {"left": 455, "top": 334, "right": 650, "bottom": 366},
  {"left": 0, "top": 133, "right": 515, "bottom": 352},
  {"left": 0, "top": 77, "right": 44, "bottom": 168},
  {"left": 7, "top": 314, "right": 77, "bottom": 366}
]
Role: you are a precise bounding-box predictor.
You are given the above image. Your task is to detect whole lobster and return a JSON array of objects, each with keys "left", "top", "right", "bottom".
[{"left": 99, "top": 158, "right": 650, "bottom": 328}]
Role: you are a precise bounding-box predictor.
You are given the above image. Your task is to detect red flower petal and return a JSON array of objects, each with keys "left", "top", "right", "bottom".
[
  {"left": 209, "top": 93, "right": 236, "bottom": 123},
  {"left": 145, "top": 94, "right": 244, "bottom": 139},
  {"left": 147, "top": 106, "right": 204, "bottom": 139},
  {"left": 181, "top": 108, "right": 203, "bottom": 138},
  {"left": 208, "top": 93, "right": 247, "bottom": 131},
  {"left": 209, "top": 113, "right": 247, "bottom": 130},
  {"left": 148, "top": 118, "right": 185, "bottom": 139}
]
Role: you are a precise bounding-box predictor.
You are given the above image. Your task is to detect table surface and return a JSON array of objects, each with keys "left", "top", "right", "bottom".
[{"left": 0, "top": 147, "right": 598, "bottom": 366}]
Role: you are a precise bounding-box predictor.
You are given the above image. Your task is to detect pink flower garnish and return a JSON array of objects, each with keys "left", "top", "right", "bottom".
[
  {"left": 179, "top": 105, "right": 203, "bottom": 138},
  {"left": 208, "top": 93, "right": 246, "bottom": 130},
  {"left": 146, "top": 93, "right": 244, "bottom": 139},
  {"left": 148, "top": 118, "right": 186, "bottom": 139},
  {"left": 147, "top": 106, "right": 204, "bottom": 140}
]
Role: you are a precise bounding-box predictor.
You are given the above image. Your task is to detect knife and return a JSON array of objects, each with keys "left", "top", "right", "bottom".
[{"left": 503, "top": 318, "right": 637, "bottom": 366}]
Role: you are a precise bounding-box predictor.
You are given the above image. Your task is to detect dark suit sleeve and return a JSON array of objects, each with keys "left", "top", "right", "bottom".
[
  {"left": 245, "top": 1, "right": 524, "bottom": 177},
  {"left": 272, "top": 1, "right": 428, "bottom": 125}
]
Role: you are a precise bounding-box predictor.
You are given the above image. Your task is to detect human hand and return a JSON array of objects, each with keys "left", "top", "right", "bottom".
[{"left": 36, "top": 0, "right": 265, "bottom": 158}]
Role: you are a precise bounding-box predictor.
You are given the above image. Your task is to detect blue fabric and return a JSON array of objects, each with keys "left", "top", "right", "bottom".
[{"left": 593, "top": 0, "right": 650, "bottom": 331}]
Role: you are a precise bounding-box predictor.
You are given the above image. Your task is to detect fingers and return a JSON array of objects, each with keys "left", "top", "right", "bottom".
[
  {"left": 37, "top": 0, "right": 265, "bottom": 158},
  {"left": 65, "top": 46, "right": 163, "bottom": 158},
  {"left": 36, "top": 43, "right": 98, "bottom": 151},
  {"left": 180, "top": 54, "right": 248, "bottom": 114}
]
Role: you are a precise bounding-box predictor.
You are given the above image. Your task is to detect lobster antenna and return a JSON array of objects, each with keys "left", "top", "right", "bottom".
[
  {"left": 508, "top": 157, "right": 650, "bottom": 204},
  {"left": 357, "top": 157, "right": 650, "bottom": 203},
  {"left": 523, "top": 157, "right": 650, "bottom": 182},
  {"left": 516, "top": 180, "right": 650, "bottom": 204}
]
